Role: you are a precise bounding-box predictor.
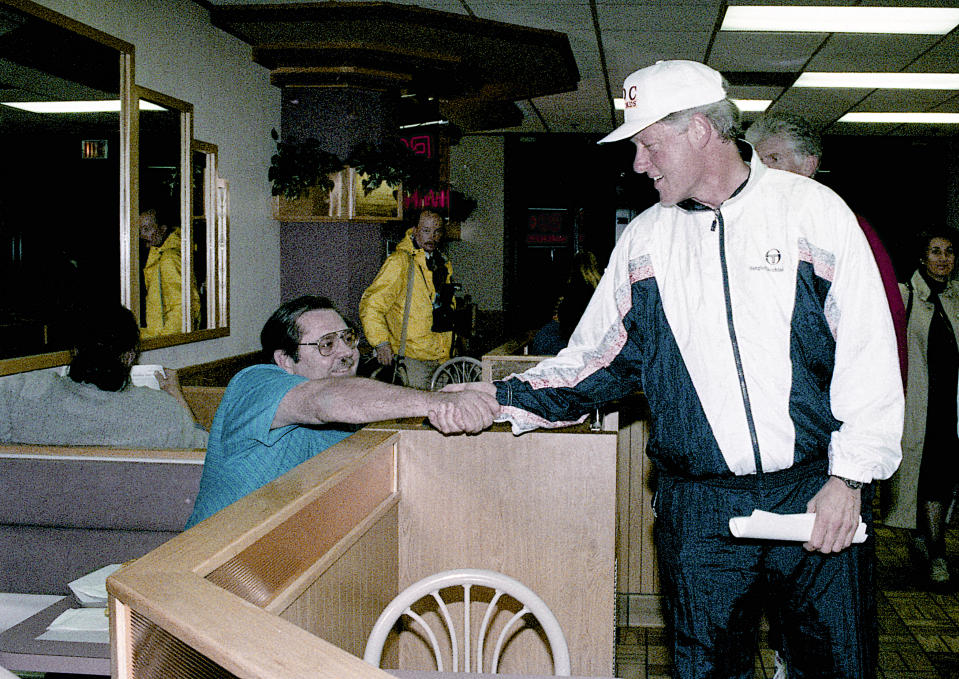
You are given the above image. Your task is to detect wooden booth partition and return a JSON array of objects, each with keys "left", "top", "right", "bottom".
[
  {"left": 108, "top": 430, "right": 400, "bottom": 679},
  {"left": 108, "top": 424, "right": 618, "bottom": 678},
  {"left": 369, "top": 423, "right": 617, "bottom": 677},
  {"left": 482, "top": 336, "right": 663, "bottom": 629},
  {"left": 481, "top": 335, "right": 544, "bottom": 382}
]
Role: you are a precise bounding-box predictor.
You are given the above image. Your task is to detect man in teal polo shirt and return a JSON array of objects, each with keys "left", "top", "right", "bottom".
[{"left": 186, "top": 295, "right": 497, "bottom": 527}]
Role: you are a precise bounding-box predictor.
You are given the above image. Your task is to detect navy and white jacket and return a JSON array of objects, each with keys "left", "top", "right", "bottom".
[{"left": 496, "top": 154, "right": 903, "bottom": 484}]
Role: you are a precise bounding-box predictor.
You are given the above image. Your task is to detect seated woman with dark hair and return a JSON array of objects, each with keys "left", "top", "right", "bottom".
[{"left": 0, "top": 305, "right": 208, "bottom": 448}]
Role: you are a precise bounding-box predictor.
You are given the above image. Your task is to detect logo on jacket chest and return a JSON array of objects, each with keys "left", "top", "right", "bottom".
[{"left": 749, "top": 248, "right": 784, "bottom": 273}]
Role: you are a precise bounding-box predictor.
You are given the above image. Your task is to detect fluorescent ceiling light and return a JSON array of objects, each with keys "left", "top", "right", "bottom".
[
  {"left": 796, "top": 72, "right": 959, "bottom": 89},
  {"left": 617, "top": 97, "right": 770, "bottom": 112},
  {"left": 0, "top": 100, "right": 165, "bottom": 113},
  {"left": 399, "top": 119, "right": 449, "bottom": 129},
  {"left": 839, "top": 112, "right": 959, "bottom": 123},
  {"left": 731, "top": 99, "right": 772, "bottom": 112},
  {"left": 721, "top": 6, "right": 959, "bottom": 34}
]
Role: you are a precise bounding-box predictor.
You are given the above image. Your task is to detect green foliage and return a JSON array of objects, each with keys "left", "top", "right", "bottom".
[
  {"left": 267, "top": 130, "right": 478, "bottom": 217},
  {"left": 267, "top": 128, "right": 343, "bottom": 200},
  {"left": 347, "top": 139, "right": 434, "bottom": 195}
]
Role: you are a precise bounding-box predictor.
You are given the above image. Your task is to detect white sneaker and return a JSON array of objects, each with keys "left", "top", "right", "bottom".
[
  {"left": 931, "top": 557, "right": 951, "bottom": 583},
  {"left": 773, "top": 650, "right": 788, "bottom": 679}
]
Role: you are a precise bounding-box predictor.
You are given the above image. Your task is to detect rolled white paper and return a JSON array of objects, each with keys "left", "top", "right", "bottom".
[{"left": 729, "top": 509, "right": 867, "bottom": 543}]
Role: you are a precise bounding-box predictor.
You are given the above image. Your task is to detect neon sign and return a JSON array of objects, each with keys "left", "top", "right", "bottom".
[{"left": 400, "top": 132, "right": 448, "bottom": 211}]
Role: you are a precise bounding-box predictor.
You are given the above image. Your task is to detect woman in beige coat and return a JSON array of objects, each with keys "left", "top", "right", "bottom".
[{"left": 884, "top": 228, "right": 959, "bottom": 583}]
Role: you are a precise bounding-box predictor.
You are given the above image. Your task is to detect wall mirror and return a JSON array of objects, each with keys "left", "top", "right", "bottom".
[
  {"left": 135, "top": 87, "right": 229, "bottom": 348},
  {"left": 0, "top": 0, "right": 229, "bottom": 375},
  {"left": 0, "top": 0, "right": 131, "bottom": 373},
  {"left": 192, "top": 141, "right": 229, "bottom": 332}
]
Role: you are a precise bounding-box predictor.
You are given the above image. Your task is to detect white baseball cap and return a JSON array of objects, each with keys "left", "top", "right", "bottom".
[{"left": 598, "top": 60, "right": 728, "bottom": 144}]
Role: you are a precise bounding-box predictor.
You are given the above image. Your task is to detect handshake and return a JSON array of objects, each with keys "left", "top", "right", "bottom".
[{"left": 425, "top": 382, "right": 500, "bottom": 434}]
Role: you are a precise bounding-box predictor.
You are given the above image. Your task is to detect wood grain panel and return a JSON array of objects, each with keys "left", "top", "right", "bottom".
[
  {"left": 394, "top": 428, "right": 617, "bottom": 677},
  {"left": 206, "top": 443, "right": 395, "bottom": 608},
  {"left": 280, "top": 504, "right": 399, "bottom": 659},
  {"left": 109, "top": 426, "right": 621, "bottom": 678},
  {"left": 614, "top": 396, "right": 658, "bottom": 596},
  {"left": 182, "top": 386, "right": 225, "bottom": 431}
]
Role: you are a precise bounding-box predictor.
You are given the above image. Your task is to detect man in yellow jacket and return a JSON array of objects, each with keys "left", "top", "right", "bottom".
[
  {"left": 139, "top": 207, "right": 201, "bottom": 339},
  {"left": 360, "top": 209, "right": 453, "bottom": 390}
]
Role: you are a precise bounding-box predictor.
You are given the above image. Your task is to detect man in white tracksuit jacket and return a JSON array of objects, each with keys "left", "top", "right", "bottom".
[{"left": 454, "top": 61, "right": 903, "bottom": 678}]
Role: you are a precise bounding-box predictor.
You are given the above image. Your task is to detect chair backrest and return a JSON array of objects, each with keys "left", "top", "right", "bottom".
[
  {"left": 429, "top": 356, "right": 483, "bottom": 391},
  {"left": 363, "top": 568, "right": 570, "bottom": 676}
]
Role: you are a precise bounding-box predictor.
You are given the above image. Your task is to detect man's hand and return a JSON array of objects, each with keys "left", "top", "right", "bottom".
[
  {"left": 156, "top": 367, "right": 179, "bottom": 395},
  {"left": 804, "top": 476, "right": 862, "bottom": 553},
  {"left": 426, "top": 389, "right": 500, "bottom": 434},
  {"left": 156, "top": 367, "right": 202, "bottom": 425},
  {"left": 375, "top": 343, "right": 393, "bottom": 366}
]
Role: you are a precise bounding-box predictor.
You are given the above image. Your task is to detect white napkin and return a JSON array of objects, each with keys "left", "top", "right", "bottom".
[
  {"left": 130, "top": 364, "right": 164, "bottom": 390},
  {"left": 68, "top": 564, "right": 122, "bottom": 606},
  {"left": 729, "top": 510, "right": 867, "bottom": 543},
  {"left": 37, "top": 607, "right": 109, "bottom": 643}
]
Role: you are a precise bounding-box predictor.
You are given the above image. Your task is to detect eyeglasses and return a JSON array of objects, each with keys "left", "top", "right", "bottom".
[{"left": 298, "top": 328, "right": 359, "bottom": 356}]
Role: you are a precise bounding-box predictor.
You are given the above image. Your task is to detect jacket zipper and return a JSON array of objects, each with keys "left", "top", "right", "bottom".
[{"left": 716, "top": 208, "right": 764, "bottom": 478}]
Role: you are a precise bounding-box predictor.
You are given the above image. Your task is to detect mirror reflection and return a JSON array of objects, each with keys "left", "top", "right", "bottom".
[
  {"left": 191, "top": 147, "right": 213, "bottom": 330},
  {"left": 0, "top": 2, "right": 122, "bottom": 360},
  {"left": 137, "top": 97, "right": 200, "bottom": 339}
]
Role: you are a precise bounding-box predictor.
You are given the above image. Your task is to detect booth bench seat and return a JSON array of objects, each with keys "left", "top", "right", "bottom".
[
  {"left": 0, "top": 444, "right": 205, "bottom": 594},
  {"left": 0, "top": 384, "right": 223, "bottom": 595}
]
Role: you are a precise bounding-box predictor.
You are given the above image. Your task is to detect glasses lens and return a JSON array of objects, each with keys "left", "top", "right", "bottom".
[
  {"left": 317, "top": 335, "right": 336, "bottom": 355},
  {"left": 316, "top": 329, "right": 358, "bottom": 356}
]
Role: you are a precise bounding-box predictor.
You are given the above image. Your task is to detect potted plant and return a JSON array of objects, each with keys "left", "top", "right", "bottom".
[
  {"left": 347, "top": 139, "right": 434, "bottom": 195},
  {"left": 268, "top": 128, "right": 343, "bottom": 201}
]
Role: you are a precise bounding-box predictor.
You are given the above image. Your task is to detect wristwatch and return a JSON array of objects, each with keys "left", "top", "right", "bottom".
[{"left": 832, "top": 475, "right": 865, "bottom": 490}]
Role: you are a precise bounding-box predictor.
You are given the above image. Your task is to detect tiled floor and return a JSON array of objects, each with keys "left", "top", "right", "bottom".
[{"left": 616, "top": 522, "right": 959, "bottom": 678}]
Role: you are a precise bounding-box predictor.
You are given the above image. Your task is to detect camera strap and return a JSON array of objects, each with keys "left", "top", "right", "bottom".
[{"left": 398, "top": 252, "right": 416, "bottom": 360}]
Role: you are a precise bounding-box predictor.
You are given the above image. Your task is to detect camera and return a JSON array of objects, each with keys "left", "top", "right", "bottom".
[{"left": 431, "top": 282, "right": 458, "bottom": 333}]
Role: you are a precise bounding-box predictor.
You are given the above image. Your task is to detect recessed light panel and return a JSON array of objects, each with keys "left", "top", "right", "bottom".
[
  {"left": 839, "top": 112, "right": 959, "bottom": 123},
  {"left": 731, "top": 99, "right": 772, "bottom": 112},
  {"left": 721, "top": 6, "right": 959, "bottom": 34},
  {"left": 0, "top": 100, "right": 165, "bottom": 113},
  {"left": 795, "top": 72, "right": 959, "bottom": 89}
]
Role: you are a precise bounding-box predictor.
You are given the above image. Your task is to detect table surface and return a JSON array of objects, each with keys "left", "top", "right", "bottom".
[{"left": 0, "top": 597, "right": 109, "bottom": 676}]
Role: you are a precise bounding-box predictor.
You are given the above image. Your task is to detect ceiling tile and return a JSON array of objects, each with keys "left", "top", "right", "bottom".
[
  {"left": 806, "top": 34, "right": 941, "bottom": 72},
  {"left": 768, "top": 87, "right": 866, "bottom": 127},
  {"left": 595, "top": 2, "right": 723, "bottom": 32},
  {"left": 908, "top": 32, "right": 959, "bottom": 72},
  {"left": 602, "top": 30, "right": 713, "bottom": 80},
  {"left": 708, "top": 32, "right": 826, "bottom": 72},
  {"left": 855, "top": 89, "right": 959, "bottom": 112}
]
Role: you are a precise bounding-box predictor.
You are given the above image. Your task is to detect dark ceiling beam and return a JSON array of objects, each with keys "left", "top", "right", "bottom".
[
  {"left": 208, "top": 1, "right": 579, "bottom": 131},
  {"left": 588, "top": 0, "right": 616, "bottom": 132},
  {"left": 210, "top": 2, "right": 574, "bottom": 49}
]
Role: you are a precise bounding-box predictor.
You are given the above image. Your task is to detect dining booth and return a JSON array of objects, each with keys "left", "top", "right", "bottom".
[{"left": 107, "top": 420, "right": 618, "bottom": 678}]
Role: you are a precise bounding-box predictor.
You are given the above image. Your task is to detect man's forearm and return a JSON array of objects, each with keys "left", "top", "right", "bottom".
[
  {"left": 274, "top": 376, "right": 499, "bottom": 434},
  {"left": 308, "top": 377, "right": 439, "bottom": 423}
]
